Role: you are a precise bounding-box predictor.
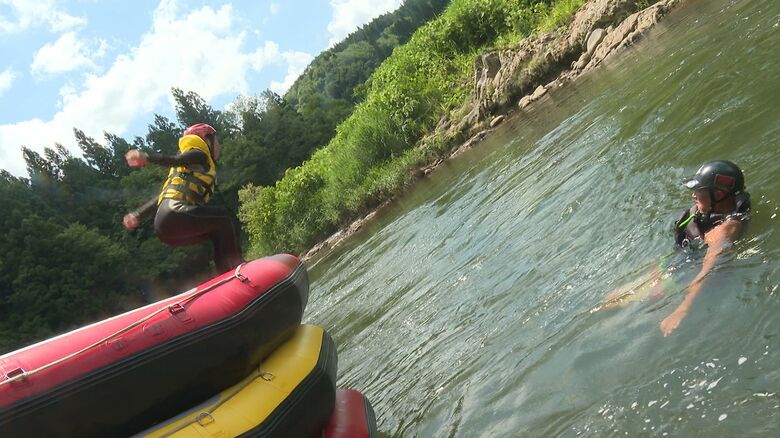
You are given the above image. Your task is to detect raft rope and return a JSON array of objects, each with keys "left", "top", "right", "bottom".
[
  {"left": 158, "top": 368, "right": 276, "bottom": 437},
  {"left": 0, "top": 263, "right": 250, "bottom": 387}
]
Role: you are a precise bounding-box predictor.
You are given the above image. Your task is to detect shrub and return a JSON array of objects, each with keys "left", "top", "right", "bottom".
[{"left": 240, "top": 0, "right": 585, "bottom": 255}]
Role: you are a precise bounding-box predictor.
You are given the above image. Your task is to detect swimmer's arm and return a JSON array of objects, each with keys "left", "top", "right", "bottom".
[
  {"left": 146, "top": 149, "right": 208, "bottom": 167},
  {"left": 660, "top": 220, "right": 741, "bottom": 336}
]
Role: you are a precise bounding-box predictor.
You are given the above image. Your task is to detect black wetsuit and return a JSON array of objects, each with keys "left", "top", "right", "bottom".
[
  {"left": 674, "top": 192, "right": 751, "bottom": 249},
  {"left": 133, "top": 150, "right": 244, "bottom": 273}
]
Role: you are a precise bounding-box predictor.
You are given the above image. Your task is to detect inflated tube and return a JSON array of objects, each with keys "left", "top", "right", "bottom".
[{"left": 0, "top": 254, "right": 308, "bottom": 437}]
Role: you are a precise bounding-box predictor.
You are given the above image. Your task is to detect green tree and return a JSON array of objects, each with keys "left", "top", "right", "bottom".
[
  {"left": 1, "top": 221, "right": 134, "bottom": 352},
  {"left": 0, "top": 0, "right": 452, "bottom": 352},
  {"left": 146, "top": 114, "right": 180, "bottom": 155}
]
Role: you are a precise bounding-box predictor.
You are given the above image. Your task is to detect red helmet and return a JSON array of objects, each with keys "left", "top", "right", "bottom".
[{"left": 183, "top": 123, "right": 217, "bottom": 143}]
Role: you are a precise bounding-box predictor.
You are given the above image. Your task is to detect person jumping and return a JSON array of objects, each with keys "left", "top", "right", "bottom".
[{"left": 123, "top": 123, "right": 244, "bottom": 273}]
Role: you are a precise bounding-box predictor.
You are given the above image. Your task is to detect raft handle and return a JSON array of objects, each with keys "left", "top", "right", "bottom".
[
  {"left": 168, "top": 303, "right": 186, "bottom": 314},
  {"left": 5, "top": 367, "right": 27, "bottom": 382},
  {"left": 196, "top": 412, "right": 215, "bottom": 426}
]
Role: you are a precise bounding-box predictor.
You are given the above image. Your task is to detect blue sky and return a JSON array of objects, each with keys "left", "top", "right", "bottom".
[{"left": 0, "top": 0, "right": 404, "bottom": 177}]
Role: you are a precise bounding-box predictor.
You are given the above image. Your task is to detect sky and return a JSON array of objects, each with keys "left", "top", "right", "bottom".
[{"left": 0, "top": 0, "right": 404, "bottom": 177}]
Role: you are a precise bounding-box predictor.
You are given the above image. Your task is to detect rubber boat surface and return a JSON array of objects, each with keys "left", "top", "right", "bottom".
[
  {"left": 0, "top": 254, "right": 308, "bottom": 437},
  {"left": 318, "top": 389, "right": 378, "bottom": 438},
  {"left": 137, "top": 324, "right": 337, "bottom": 438}
]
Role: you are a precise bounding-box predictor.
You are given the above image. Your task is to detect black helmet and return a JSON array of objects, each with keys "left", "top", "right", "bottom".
[{"left": 684, "top": 160, "right": 745, "bottom": 195}]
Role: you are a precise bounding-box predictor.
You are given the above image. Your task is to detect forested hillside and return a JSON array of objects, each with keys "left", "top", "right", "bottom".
[
  {"left": 0, "top": 0, "right": 449, "bottom": 353},
  {"left": 222, "top": 0, "right": 449, "bottom": 193},
  {"left": 240, "top": 0, "right": 585, "bottom": 256}
]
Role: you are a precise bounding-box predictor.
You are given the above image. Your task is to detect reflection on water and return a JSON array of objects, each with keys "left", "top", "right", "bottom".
[{"left": 305, "top": 0, "right": 780, "bottom": 435}]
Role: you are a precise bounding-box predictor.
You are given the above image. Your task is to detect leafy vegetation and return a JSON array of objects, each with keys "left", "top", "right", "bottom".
[
  {"left": 240, "top": 0, "right": 585, "bottom": 256},
  {"left": 0, "top": 0, "right": 587, "bottom": 352},
  {"left": 0, "top": 0, "right": 450, "bottom": 353}
]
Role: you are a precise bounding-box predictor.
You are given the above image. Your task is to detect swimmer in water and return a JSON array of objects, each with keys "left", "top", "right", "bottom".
[
  {"left": 602, "top": 160, "right": 751, "bottom": 336},
  {"left": 661, "top": 160, "right": 750, "bottom": 335}
]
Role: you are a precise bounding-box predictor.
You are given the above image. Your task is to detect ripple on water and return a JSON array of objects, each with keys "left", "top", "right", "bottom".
[{"left": 306, "top": 0, "right": 780, "bottom": 434}]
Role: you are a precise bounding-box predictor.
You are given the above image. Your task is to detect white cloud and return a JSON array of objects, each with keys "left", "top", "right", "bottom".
[
  {"left": 31, "top": 32, "right": 98, "bottom": 75},
  {"left": 0, "top": 68, "right": 15, "bottom": 96},
  {"left": 0, "top": 0, "right": 313, "bottom": 177},
  {"left": 327, "top": 0, "right": 403, "bottom": 47},
  {"left": 0, "top": 117, "right": 73, "bottom": 177},
  {"left": 0, "top": 0, "right": 86, "bottom": 33},
  {"left": 270, "top": 51, "right": 314, "bottom": 95},
  {"left": 57, "top": 82, "right": 78, "bottom": 109},
  {"left": 249, "top": 40, "right": 282, "bottom": 71},
  {"left": 269, "top": 3, "right": 280, "bottom": 15}
]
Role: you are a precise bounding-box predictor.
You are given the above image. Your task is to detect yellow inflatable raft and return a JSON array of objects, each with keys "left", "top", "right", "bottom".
[{"left": 136, "top": 324, "right": 337, "bottom": 437}]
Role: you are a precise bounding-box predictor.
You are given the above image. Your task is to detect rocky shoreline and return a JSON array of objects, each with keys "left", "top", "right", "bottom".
[{"left": 301, "top": 0, "right": 684, "bottom": 264}]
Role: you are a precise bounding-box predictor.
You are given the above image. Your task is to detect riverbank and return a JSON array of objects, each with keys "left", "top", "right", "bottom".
[{"left": 300, "top": 0, "right": 684, "bottom": 264}]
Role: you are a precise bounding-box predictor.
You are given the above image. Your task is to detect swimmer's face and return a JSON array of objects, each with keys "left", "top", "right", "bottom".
[{"left": 693, "top": 189, "right": 727, "bottom": 212}]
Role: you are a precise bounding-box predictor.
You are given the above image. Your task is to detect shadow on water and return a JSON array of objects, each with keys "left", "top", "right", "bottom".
[{"left": 306, "top": 0, "right": 780, "bottom": 435}]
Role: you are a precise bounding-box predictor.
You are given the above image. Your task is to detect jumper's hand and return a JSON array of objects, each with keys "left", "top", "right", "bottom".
[
  {"left": 660, "top": 307, "right": 688, "bottom": 336},
  {"left": 125, "top": 149, "right": 148, "bottom": 168},
  {"left": 123, "top": 212, "right": 140, "bottom": 230}
]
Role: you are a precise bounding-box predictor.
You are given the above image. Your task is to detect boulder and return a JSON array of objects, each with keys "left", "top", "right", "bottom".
[
  {"left": 490, "top": 115, "right": 505, "bottom": 128},
  {"left": 530, "top": 85, "right": 548, "bottom": 100},
  {"left": 586, "top": 28, "right": 606, "bottom": 54}
]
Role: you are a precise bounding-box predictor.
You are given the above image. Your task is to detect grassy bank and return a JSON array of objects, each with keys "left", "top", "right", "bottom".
[{"left": 239, "top": 0, "right": 585, "bottom": 256}]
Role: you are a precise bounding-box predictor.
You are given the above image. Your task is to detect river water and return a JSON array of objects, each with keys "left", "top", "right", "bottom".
[{"left": 304, "top": 0, "right": 780, "bottom": 435}]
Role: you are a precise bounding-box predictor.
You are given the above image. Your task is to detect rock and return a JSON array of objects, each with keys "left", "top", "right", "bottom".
[
  {"left": 473, "top": 51, "right": 502, "bottom": 103},
  {"left": 630, "top": 1, "right": 673, "bottom": 39},
  {"left": 530, "top": 85, "right": 548, "bottom": 100},
  {"left": 451, "top": 130, "right": 491, "bottom": 158},
  {"left": 587, "top": 13, "right": 639, "bottom": 68},
  {"left": 586, "top": 28, "right": 606, "bottom": 54},
  {"left": 584, "top": 0, "right": 682, "bottom": 70},
  {"left": 479, "top": 52, "right": 502, "bottom": 81},
  {"left": 566, "top": 0, "right": 636, "bottom": 48},
  {"left": 573, "top": 51, "right": 592, "bottom": 70},
  {"left": 420, "top": 158, "right": 444, "bottom": 177},
  {"left": 468, "top": 0, "right": 686, "bottom": 115},
  {"left": 490, "top": 115, "right": 505, "bottom": 128}
]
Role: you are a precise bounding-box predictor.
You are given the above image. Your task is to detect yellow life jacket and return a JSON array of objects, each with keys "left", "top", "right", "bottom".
[{"left": 157, "top": 135, "right": 216, "bottom": 206}]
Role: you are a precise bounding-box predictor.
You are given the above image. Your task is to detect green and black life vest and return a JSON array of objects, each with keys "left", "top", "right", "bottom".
[{"left": 674, "top": 192, "right": 751, "bottom": 248}]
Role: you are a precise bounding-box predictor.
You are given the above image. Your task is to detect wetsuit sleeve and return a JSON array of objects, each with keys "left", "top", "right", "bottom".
[
  {"left": 133, "top": 196, "right": 159, "bottom": 221},
  {"left": 147, "top": 149, "right": 208, "bottom": 167}
]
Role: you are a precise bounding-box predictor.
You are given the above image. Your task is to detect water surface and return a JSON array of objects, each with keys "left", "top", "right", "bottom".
[{"left": 305, "top": 0, "right": 780, "bottom": 435}]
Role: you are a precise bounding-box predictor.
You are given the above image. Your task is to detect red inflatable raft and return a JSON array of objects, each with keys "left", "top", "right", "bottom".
[
  {"left": 319, "top": 389, "right": 378, "bottom": 438},
  {"left": 0, "top": 254, "right": 308, "bottom": 437}
]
